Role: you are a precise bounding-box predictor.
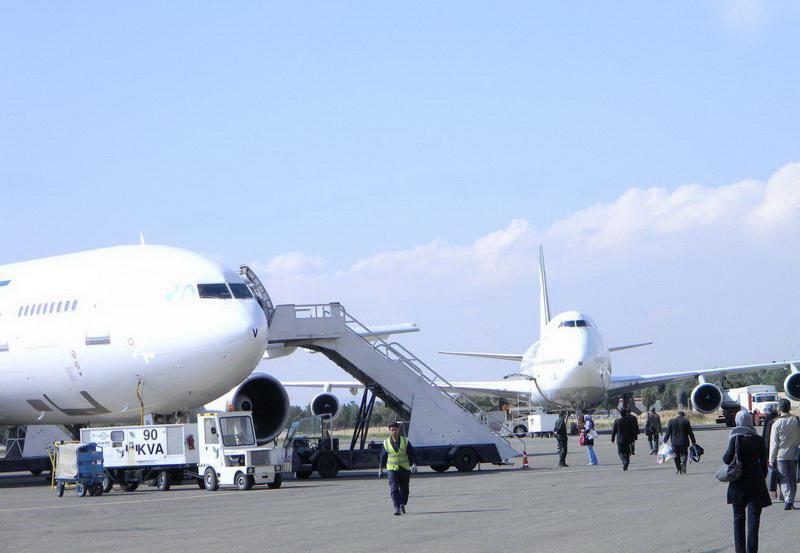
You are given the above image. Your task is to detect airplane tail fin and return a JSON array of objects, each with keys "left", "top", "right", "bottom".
[{"left": 538, "top": 245, "right": 551, "bottom": 339}]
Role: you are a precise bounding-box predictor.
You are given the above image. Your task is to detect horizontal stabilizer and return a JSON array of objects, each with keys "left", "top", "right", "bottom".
[
  {"left": 438, "top": 351, "right": 524, "bottom": 362},
  {"left": 609, "top": 342, "right": 653, "bottom": 353}
]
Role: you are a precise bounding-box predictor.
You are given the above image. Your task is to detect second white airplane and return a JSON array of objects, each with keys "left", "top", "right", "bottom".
[{"left": 438, "top": 247, "right": 800, "bottom": 414}]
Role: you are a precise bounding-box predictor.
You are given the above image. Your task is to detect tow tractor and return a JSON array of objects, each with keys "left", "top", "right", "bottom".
[{"left": 80, "top": 411, "right": 289, "bottom": 492}]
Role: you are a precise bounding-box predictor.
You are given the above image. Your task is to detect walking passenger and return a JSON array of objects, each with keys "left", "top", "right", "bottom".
[
  {"left": 611, "top": 408, "right": 637, "bottom": 471},
  {"left": 583, "top": 415, "right": 598, "bottom": 465},
  {"left": 761, "top": 404, "right": 779, "bottom": 499},
  {"left": 768, "top": 399, "right": 800, "bottom": 510},
  {"left": 664, "top": 410, "right": 696, "bottom": 475},
  {"left": 645, "top": 407, "right": 662, "bottom": 455},
  {"left": 626, "top": 409, "right": 640, "bottom": 455},
  {"left": 379, "top": 421, "right": 416, "bottom": 515},
  {"left": 554, "top": 410, "right": 569, "bottom": 467},
  {"left": 724, "top": 410, "right": 771, "bottom": 553}
]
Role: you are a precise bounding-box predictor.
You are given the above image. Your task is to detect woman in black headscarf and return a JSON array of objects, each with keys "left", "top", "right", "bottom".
[{"left": 723, "top": 410, "right": 771, "bottom": 553}]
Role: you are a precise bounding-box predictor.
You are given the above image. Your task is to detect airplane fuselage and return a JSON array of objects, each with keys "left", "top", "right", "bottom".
[
  {"left": 0, "top": 245, "right": 268, "bottom": 425},
  {"left": 520, "top": 310, "right": 611, "bottom": 410}
]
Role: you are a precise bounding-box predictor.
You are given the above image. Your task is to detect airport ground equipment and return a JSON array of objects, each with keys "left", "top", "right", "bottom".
[
  {"left": 0, "top": 425, "right": 74, "bottom": 475},
  {"left": 80, "top": 411, "right": 290, "bottom": 492},
  {"left": 714, "top": 385, "right": 779, "bottom": 427},
  {"left": 268, "top": 303, "right": 520, "bottom": 471},
  {"left": 52, "top": 442, "right": 105, "bottom": 497},
  {"left": 527, "top": 414, "right": 559, "bottom": 438}
]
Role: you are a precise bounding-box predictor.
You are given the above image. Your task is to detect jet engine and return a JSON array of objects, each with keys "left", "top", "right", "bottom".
[
  {"left": 311, "top": 392, "right": 340, "bottom": 421},
  {"left": 206, "top": 374, "right": 290, "bottom": 444},
  {"left": 690, "top": 382, "right": 723, "bottom": 414},
  {"left": 784, "top": 372, "right": 800, "bottom": 401}
]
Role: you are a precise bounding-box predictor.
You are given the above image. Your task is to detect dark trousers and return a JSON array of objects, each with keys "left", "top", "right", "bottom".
[
  {"left": 673, "top": 444, "right": 688, "bottom": 472},
  {"left": 647, "top": 432, "right": 660, "bottom": 452},
  {"left": 387, "top": 468, "right": 410, "bottom": 509},
  {"left": 732, "top": 502, "right": 762, "bottom": 553},
  {"left": 616, "top": 443, "right": 630, "bottom": 468},
  {"left": 557, "top": 438, "right": 568, "bottom": 465}
]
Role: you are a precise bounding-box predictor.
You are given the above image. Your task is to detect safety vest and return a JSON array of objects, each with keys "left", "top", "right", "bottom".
[{"left": 383, "top": 436, "right": 410, "bottom": 471}]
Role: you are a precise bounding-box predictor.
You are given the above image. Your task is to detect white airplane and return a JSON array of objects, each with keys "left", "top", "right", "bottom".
[
  {"left": 0, "top": 243, "right": 421, "bottom": 450},
  {"left": 437, "top": 247, "right": 800, "bottom": 414},
  {"left": 0, "top": 244, "right": 292, "bottom": 444},
  {"left": 289, "top": 247, "right": 800, "bottom": 416}
]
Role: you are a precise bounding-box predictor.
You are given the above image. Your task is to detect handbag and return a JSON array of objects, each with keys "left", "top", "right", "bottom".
[
  {"left": 715, "top": 436, "right": 743, "bottom": 483},
  {"left": 588, "top": 429, "right": 599, "bottom": 441},
  {"left": 579, "top": 431, "right": 586, "bottom": 446},
  {"left": 767, "top": 467, "right": 778, "bottom": 492}
]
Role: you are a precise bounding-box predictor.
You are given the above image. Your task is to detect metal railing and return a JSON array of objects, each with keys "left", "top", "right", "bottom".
[{"left": 290, "top": 303, "right": 523, "bottom": 452}]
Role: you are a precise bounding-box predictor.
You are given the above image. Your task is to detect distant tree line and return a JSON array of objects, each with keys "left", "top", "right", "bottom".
[{"left": 288, "top": 399, "right": 403, "bottom": 429}]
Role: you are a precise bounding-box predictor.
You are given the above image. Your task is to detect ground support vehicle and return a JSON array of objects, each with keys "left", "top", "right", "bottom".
[
  {"left": 288, "top": 390, "right": 508, "bottom": 479},
  {"left": 51, "top": 442, "right": 105, "bottom": 497},
  {"left": 80, "top": 411, "right": 289, "bottom": 492},
  {"left": 716, "top": 385, "right": 780, "bottom": 427},
  {"left": 527, "top": 414, "right": 559, "bottom": 438}
]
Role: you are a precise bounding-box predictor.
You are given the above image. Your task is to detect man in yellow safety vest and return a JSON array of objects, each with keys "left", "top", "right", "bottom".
[{"left": 379, "top": 421, "right": 416, "bottom": 515}]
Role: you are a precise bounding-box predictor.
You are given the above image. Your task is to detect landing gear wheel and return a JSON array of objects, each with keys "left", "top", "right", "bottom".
[
  {"left": 55, "top": 482, "right": 65, "bottom": 497},
  {"left": 156, "top": 470, "right": 171, "bottom": 491},
  {"left": 204, "top": 467, "right": 219, "bottom": 491},
  {"left": 295, "top": 471, "right": 312, "bottom": 479},
  {"left": 235, "top": 472, "right": 253, "bottom": 491},
  {"left": 315, "top": 453, "right": 339, "bottom": 479},
  {"left": 119, "top": 481, "right": 139, "bottom": 492},
  {"left": 453, "top": 447, "right": 478, "bottom": 472},
  {"left": 101, "top": 473, "right": 113, "bottom": 494},
  {"left": 76, "top": 483, "right": 86, "bottom": 497},
  {"left": 430, "top": 464, "right": 450, "bottom": 473},
  {"left": 267, "top": 473, "right": 283, "bottom": 489}
]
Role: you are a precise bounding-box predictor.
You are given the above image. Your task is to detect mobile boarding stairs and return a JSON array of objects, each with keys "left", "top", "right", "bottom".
[{"left": 267, "top": 303, "right": 520, "bottom": 467}]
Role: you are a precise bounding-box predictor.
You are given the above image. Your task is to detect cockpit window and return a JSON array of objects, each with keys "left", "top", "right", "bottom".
[
  {"left": 197, "top": 283, "right": 232, "bottom": 299},
  {"left": 228, "top": 283, "right": 254, "bottom": 299},
  {"left": 559, "top": 320, "right": 591, "bottom": 328}
]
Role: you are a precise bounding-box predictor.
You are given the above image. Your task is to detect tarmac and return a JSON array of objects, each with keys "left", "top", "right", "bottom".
[{"left": 0, "top": 425, "right": 796, "bottom": 553}]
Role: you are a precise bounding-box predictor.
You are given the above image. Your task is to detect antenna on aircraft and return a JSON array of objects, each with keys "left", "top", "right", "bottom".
[{"left": 139, "top": 232, "right": 146, "bottom": 246}]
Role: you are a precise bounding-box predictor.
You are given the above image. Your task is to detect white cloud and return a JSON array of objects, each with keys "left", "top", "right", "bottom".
[
  {"left": 749, "top": 162, "right": 800, "bottom": 231},
  {"left": 719, "top": 0, "right": 770, "bottom": 33},
  {"left": 259, "top": 251, "right": 324, "bottom": 277},
  {"left": 260, "top": 162, "right": 800, "bottom": 289}
]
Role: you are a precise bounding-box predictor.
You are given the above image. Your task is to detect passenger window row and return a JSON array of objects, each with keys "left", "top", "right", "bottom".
[
  {"left": 197, "top": 283, "right": 254, "bottom": 300},
  {"left": 18, "top": 300, "right": 78, "bottom": 317}
]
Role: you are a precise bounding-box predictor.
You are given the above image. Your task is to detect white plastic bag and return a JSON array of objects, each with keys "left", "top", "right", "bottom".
[{"left": 656, "top": 442, "right": 674, "bottom": 464}]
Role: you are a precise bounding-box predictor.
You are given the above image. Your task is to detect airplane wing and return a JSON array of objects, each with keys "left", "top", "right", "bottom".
[
  {"left": 283, "top": 381, "right": 363, "bottom": 390},
  {"left": 283, "top": 379, "right": 532, "bottom": 400},
  {"left": 608, "top": 360, "right": 798, "bottom": 394},
  {"left": 609, "top": 342, "right": 653, "bottom": 353},
  {"left": 438, "top": 351, "right": 524, "bottom": 362},
  {"left": 436, "top": 379, "right": 533, "bottom": 400},
  {"left": 353, "top": 323, "right": 419, "bottom": 342}
]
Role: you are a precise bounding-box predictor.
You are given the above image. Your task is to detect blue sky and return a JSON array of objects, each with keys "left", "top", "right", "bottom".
[{"left": 2, "top": 3, "right": 799, "bottom": 405}]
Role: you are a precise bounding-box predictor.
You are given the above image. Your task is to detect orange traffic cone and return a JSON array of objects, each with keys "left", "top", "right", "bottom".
[{"left": 521, "top": 450, "right": 530, "bottom": 470}]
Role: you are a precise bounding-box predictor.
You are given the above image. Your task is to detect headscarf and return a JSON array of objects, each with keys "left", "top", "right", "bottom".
[
  {"left": 584, "top": 415, "right": 594, "bottom": 431},
  {"left": 730, "top": 409, "right": 758, "bottom": 439}
]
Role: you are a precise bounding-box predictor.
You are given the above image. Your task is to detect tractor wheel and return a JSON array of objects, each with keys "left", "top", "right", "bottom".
[
  {"left": 204, "top": 467, "right": 219, "bottom": 491},
  {"left": 267, "top": 474, "right": 283, "bottom": 489}
]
